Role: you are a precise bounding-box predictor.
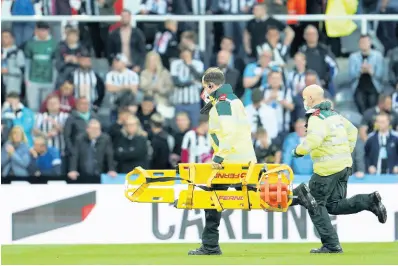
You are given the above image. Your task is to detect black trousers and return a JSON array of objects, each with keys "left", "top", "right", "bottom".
[
  {"left": 307, "top": 167, "right": 374, "bottom": 247},
  {"left": 355, "top": 87, "right": 378, "bottom": 114},
  {"left": 88, "top": 23, "right": 109, "bottom": 58}
]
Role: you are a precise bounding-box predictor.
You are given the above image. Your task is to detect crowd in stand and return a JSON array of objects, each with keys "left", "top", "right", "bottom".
[{"left": 1, "top": 0, "right": 398, "bottom": 183}]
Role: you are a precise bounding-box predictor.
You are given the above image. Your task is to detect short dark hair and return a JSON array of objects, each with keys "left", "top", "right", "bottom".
[
  {"left": 222, "top": 36, "right": 234, "bottom": 42},
  {"left": 202, "top": 67, "right": 225, "bottom": 86},
  {"left": 360, "top": 34, "right": 370, "bottom": 39},
  {"left": 266, "top": 25, "right": 279, "bottom": 33},
  {"left": 6, "top": 92, "right": 20, "bottom": 99}
]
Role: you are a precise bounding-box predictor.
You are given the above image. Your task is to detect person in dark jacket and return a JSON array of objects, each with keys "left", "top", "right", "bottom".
[
  {"left": 153, "top": 20, "right": 179, "bottom": 69},
  {"left": 108, "top": 9, "right": 146, "bottom": 72},
  {"left": 136, "top": 95, "right": 157, "bottom": 134},
  {"left": 149, "top": 113, "right": 170, "bottom": 169},
  {"left": 216, "top": 50, "right": 243, "bottom": 98},
  {"left": 108, "top": 107, "right": 133, "bottom": 143},
  {"left": 170, "top": 112, "right": 191, "bottom": 166},
  {"left": 28, "top": 135, "right": 62, "bottom": 177},
  {"left": 67, "top": 119, "right": 117, "bottom": 183},
  {"left": 114, "top": 116, "right": 149, "bottom": 173},
  {"left": 63, "top": 97, "right": 98, "bottom": 157}
]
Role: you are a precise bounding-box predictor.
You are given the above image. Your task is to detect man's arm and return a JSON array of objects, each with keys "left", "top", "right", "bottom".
[
  {"left": 295, "top": 115, "right": 327, "bottom": 156},
  {"left": 341, "top": 116, "right": 358, "bottom": 153}
]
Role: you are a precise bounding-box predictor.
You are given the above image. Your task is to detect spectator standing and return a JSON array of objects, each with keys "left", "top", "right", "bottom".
[
  {"left": 244, "top": 3, "right": 294, "bottom": 59},
  {"left": 1, "top": 92, "right": 35, "bottom": 146},
  {"left": 216, "top": 50, "right": 243, "bottom": 98},
  {"left": 149, "top": 113, "right": 171, "bottom": 169},
  {"left": 40, "top": 79, "right": 76, "bottom": 113},
  {"left": 114, "top": 116, "right": 149, "bottom": 173},
  {"left": 245, "top": 88, "right": 278, "bottom": 140},
  {"left": 181, "top": 115, "right": 212, "bottom": 163},
  {"left": 71, "top": 49, "right": 105, "bottom": 110},
  {"left": 299, "top": 25, "right": 338, "bottom": 95},
  {"left": 211, "top": 36, "right": 246, "bottom": 75},
  {"left": 287, "top": 52, "right": 307, "bottom": 96},
  {"left": 352, "top": 136, "right": 366, "bottom": 178},
  {"left": 349, "top": 34, "right": 385, "bottom": 114},
  {"left": 105, "top": 53, "right": 140, "bottom": 122},
  {"left": 170, "top": 112, "right": 191, "bottom": 166},
  {"left": 136, "top": 95, "right": 157, "bottom": 134},
  {"left": 365, "top": 113, "right": 398, "bottom": 175},
  {"left": 108, "top": 107, "right": 133, "bottom": 143},
  {"left": 256, "top": 26, "right": 290, "bottom": 66},
  {"left": 68, "top": 119, "right": 117, "bottom": 183},
  {"left": 359, "top": 94, "right": 398, "bottom": 142},
  {"left": 55, "top": 28, "right": 84, "bottom": 81},
  {"left": 254, "top": 128, "right": 281, "bottom": 164},
  {"left": 63, "top": 97, "right": 98, "bottom": 158},
  {"left": 153, "top": 20, "right": 179, "bottom": 69},
  {"left": 262, "top": 71, "right": 294, "bottom": 133},
  {"left": 140, "top": 51, "right": 174, "bottom": 108},
  {"left": 28, "top": 135, "right": 62, "bottom": 177},
  {"left": 1, "top": 30, "right": 25, "bottom": 96},
  {"left": 34, "top": 96, "right": 69, "bottom": 155},
  {"left": 79, "top": 0, "right": 116, "bottom": 58},
  {"left": 108, "top": 9, "right": 146, "bottom": 72},
  {"left": 170, "top": 48, "right": 204, "bottom": 127},
  {"left": 10, "top": 0, "right": 35, "bottom": 47},
  {"left": 179, "top": 31, "right": 204, "bottom": 62},
  {"left": 1, "top": 126, "right": 31, "bottom": 177},
  {"left": 24, "top": 22, "right": 57, "bottom": 112},
  {"left": 282, "top": 119, "right": 313, "bottom": 175},
  {"left": 39, "top": 0, "right": 72, "bottom": 42}
]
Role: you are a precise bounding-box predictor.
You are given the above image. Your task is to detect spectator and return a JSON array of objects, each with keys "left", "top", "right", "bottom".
[
  {"left": 108, "top": 9, "right": 146, "bottom": 72},
  {"left": 242, "top": 49, "right": 274, "bottom": 106},
  {"left": 1, "top": 30, "right": 25, "bottom": 95},
  {"left": 63, "top": 97, "right": 98, "bottom": 158},
  {"left": 140, "top": 51, "right": 174, "bottom": 108},
  {"left": 211, "top": 36, "right": 245, "bottom": 75},
  {"left": 1, "top": 126, "right": 31, "bottom": 177},
  {"left": 153, "top": 20, "right": 179, "bottom": 69},
  {"left": 282, "top": 119, "right": 313, "bottom": 175},
  {"left": 181, "top": 115, "right": 212, "bottom": 163},
  {"left": 10, "top": 0, "right": 35, "bottom": 47},
  {"left": 39, "top": 0, "right": 72, "bottom": 42},
  {"left": 40, "top": 79, "right": 76, "bottom": 113},
  {"left": 114, "top": 116, "right": 149, "bottom": 173},
  {"left": 1, "top": 92, "right": 35, "bottom": 146},
  {"left": 352, "top": 136, "right": 366, "bottom": 178},
  {"left": 28, "top": 135, "right": 62, "bottom": 177},
  {"left": 55, "top": 28, "right": 83, "bottom": 81},
  {"left": 388, "top": 46, "right": 398, "bottom": 95},
  {"left": 170, "top": 48, "right": 204, "bottom": 127},
  {"left": 254, "top": 128, "right": 281, "bottom": 164},
  {"left": 216, "top": 50, "right": 243, "bottom": 98},
  {"left": 170, "top": 112, "right": 191, "bottom": 166},
  {"left": 359, "top": 94, "right": 398, "bottom": 142},
  {"left": 287, "top": 52, "right": 307, "bottom": 96},
  {"left": 108, "top": 107, "right": 133, "bottom": 143},
  {"left": 34, "top": 96, "right": 69, "bottom": 156},
  {"left": 179, "top": 31, "right": 204, "bottom": 62},
  {"left": 256, "top": 26, "right": 290, "bottom": 66},
  {"left": 262, "top": 71, "right": 294, "bottom": 133},
  {"left": 24, "top": 22, "right": 57, "bottom": 112},
  {"left": 138, "top": 0, "right": 168, "bottom": 48},
  {"left": 149, "top": 113, "right": 171, "bottom": 169},
  {"left": 137, "top": 95, "right": 157, "bottom": 133},
  {"left": 265, "top": 0, "right": 287, "bottom": 14},
  {"left": 79, "top": 0, "right": 116, "bottom": 58},
  {"left": 299, "top": 25, "right": 338, "bottom": 95},
  {"left": 365, "top": 113, "right": 398, "bottom": 175},
  {"left": 349, "top": 34, "right": 385, "bottom": 114},
  {"left": 71, "top": 49, "right": 105, "bottom": 110},
  {"left": 245, "top": 88, "right": 278, "bottom": 140},
  {"left": 105, "top": 53, "right": 140, "bottom": 123},
  {"left": 244, "top": 3, "right": 294, "bottom": 59},
  {"left": 68, "top": 119, "right": 117, "bottom": 183}
]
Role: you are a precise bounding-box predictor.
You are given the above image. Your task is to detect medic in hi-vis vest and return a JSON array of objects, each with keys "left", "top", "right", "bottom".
[{"left": 200, "top": 68, "right": 257, "bottom": 169}]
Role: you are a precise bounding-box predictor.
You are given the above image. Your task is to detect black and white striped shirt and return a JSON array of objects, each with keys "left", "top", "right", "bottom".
[
  {"left": 105, "top": 68, "right": 139, "bottom": 87},
  {"left": 35, "top": 112, "right": 69, "bottom": 154},
  {"left": 72, "top": 69, "right": 98, "bottom": 104},
  {"left": 287, "top": 70, "right": 306, "bottom": 96},
  {"left": 181, "top": 130, "right": 212, "bottom": 163},
  {"left": 257, "top": 42, "right": 289, "bottom": 65},
  {"left": 219, "top": 0, "right": 255, "bottom": 14},
  {"left": 170, "top": 59, "right": 204, "bottom": 105},
  {"left": 80, "top": 0, "right": 100, "bottom": 15}
]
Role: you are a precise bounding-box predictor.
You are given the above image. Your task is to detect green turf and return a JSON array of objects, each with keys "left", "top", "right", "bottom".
[{"left": 2, "top": 242, "right": 398, "bottom": 265}]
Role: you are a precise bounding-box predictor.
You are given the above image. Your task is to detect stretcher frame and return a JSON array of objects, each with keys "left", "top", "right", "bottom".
[{"left": 124, "top": 163, "right": 294, "bottom": 212}]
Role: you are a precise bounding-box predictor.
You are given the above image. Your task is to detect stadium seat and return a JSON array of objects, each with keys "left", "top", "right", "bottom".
[
  {"left": 92, "top": 58, "right": 110, "bottom": 77},
  {"left": 333, "top": 71, "right": 352, "bottom": 91},
  {"left": 339, "top": 110, "right": 363, "bottom": 127},
  {"left": 335, "top": 88, "right": 354, "bottom": 104}
]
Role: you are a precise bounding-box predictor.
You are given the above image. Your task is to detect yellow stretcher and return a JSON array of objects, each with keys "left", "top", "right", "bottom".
[{"left": 124, "top": 163, "right": 294, "bottom": 212}]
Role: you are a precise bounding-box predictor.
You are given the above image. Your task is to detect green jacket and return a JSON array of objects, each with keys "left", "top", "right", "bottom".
[
  {"left": 296, "top": 101, "right": 358, "bottom": 176},
  {"left": 209, "top": 84, "right": 257, "bottom": 164},
  {"left": 24, "top": 37, "right": 57, "bottom": 83}
]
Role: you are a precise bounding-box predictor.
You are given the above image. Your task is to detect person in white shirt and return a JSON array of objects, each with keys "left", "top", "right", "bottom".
[{"left": 245, "top": 88, "right": 278, "bottom": 140}]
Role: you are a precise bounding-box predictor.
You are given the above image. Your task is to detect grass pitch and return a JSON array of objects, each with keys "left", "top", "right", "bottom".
[{"left": 2, "top": 242, "right": 398, "bottom": 265}]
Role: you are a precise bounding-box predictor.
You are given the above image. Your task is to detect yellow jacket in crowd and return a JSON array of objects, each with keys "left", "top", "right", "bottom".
[
  {"left": 295, "top": 101, "right": 358, "bottom": 176},
  {"left": 208, "top": 84, "right": 257, "bottom": 164}
]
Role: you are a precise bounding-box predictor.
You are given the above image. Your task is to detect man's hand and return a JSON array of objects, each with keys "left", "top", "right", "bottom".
[
  {"left": 68, "top": 171, "right": 80, "bottom": 180},
  {"left": 291, "top": 149, "right": 304, "bottom": 158},
  {"left": 211, "top": 162, "right": 223, "bottom": 169},
  {"left": 354, "top": 171, "right": 365, "bottom": 178},
  {"left": 107, "top": 171, "right": 118, "bottom": 178},
  {"left": 368, "top": 166, "right": 377, "bottom": 174}
]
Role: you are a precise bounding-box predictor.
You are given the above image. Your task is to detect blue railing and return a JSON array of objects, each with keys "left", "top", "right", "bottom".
[{"left": 101, "top": 173, "right": 398, "bottom": 184}]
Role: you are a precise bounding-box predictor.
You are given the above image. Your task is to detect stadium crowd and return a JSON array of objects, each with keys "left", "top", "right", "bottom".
[{"left": 1, "top": 0, "right": 398, "bottom": 183}]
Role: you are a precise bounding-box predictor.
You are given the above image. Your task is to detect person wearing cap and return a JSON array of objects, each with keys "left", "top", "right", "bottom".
[{"left": 24, "top": 22, "right": 57, "bottom": 112}]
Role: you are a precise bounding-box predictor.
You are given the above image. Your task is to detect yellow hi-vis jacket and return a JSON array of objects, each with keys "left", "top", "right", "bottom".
[
  {"left": 295, "top": 101, "right": 358, "bottom": 176},
  {"left": 208, "top": 84, "right": 257, "bottom": 164}
]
